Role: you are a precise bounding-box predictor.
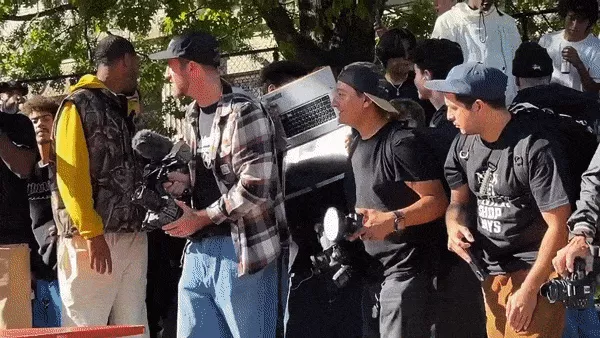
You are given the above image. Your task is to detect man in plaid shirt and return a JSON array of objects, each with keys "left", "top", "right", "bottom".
[{"left": 150, "top": 32, "right": 287, "bottom": 338}]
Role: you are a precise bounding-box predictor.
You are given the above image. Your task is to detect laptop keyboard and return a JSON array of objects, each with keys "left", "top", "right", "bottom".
[{"left": 280, "top": 95, "right": 337, "bottom": 137}]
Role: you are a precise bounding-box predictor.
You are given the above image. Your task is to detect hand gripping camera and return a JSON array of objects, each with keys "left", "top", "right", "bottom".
[
  {"left": 311, "top": 207, "right": 381, "bottom": 288},
  {"left": 131, "top": 130, "right": 193, "bottom": 231},
  {"left": 540, "top": 246, "right": 600, "bottom": 309}
]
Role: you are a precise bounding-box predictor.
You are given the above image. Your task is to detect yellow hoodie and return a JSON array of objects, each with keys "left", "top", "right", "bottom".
[{"left": 55, "top": 75, "right": 110, "bottom": 239}]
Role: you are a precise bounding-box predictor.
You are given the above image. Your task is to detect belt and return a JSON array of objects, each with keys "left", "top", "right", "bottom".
[{"left": 189, "top": 223, "right": 231, "bottom": 241}]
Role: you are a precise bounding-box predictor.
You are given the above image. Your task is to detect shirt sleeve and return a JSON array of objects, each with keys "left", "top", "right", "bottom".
[
  {"left": 444, "top": 135, "right": 468, "bottom": 190},
  {"left": 55, "top": 102, "right": 104, "bottom": 239},
  {"left": 528, "top": 138, "right": 571, "bottom": 212},
  {"left": 206, "top": 102, "right": 276, "bottom": 225},
  {"left": 586, "top": 48, "right": 600, "bottom": 80},
  {"left": 568, "top": 144, "right": 600, "bottom": 239},
  {"left": 392, "top": 131, "right": 439, "bottom": 182},
  {"left": 431, "top": 14, "right": 453, "bottom": 40}
]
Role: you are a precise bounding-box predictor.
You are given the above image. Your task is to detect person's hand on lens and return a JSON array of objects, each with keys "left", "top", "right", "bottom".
[
  {"left": 553, "top": 235, "right": 592, "bottom": 278},
  {"left": 162, "top": 171, "right": 191, "bottom": 197}
]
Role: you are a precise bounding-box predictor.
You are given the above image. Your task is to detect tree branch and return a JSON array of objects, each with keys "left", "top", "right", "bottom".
[{"left": 0, "top": 4, "right": 75, "bottom": 21}]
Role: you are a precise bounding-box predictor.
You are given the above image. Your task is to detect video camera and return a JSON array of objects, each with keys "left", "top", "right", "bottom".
[
  {"left": 310, "top": 207, "right": 382, "bottom": 288},
  {"left": 540, "top": 246, "right": 600, "bottom": 309},
  {"left": 131, "top": 130, "right": 193, "bottom": 231}
]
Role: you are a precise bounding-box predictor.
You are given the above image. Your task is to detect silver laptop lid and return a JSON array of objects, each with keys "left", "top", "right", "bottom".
[{"left": 261, "top": 66, "right": 340, "bottom": 149}]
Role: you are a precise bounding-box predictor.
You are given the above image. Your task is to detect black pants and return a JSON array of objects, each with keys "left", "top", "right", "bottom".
[
  {"left": 432, "top": 254, "right": 487, "bottom": 338},
  {"left": 377, "top": 272, "right": 434, "bottom": 338},
  {"left": 146, "top": 231, "right": 185, "bottom": 338},
  {"left": 285, "top": 269, "right": 363, "bottom": 338}
]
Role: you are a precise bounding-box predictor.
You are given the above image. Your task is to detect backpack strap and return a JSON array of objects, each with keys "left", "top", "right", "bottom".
[
  {"left": 457, "top": 134, "right": 476, "bottom": 169},
  {"left": 510, "top": 131, "right": 531, "bottom": 192},
  {"left": 478, "top": 148, "right": 503, "bottom": 197}
]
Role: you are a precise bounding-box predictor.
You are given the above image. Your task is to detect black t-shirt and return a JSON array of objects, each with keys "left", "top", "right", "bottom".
[
  {"left": 384, "top": 73, "right": 436, "bottom": 123},
  {"left": 444, "top": 118, "right": 570, "bottom": 274},
  {"left": 0, "top": 113, "right": 36, "bottom": 244},
  {"left": 27, "top": 162, "right": 57, "bottom": 280},
  {"left": 352, "top": 121, "right": 441, "bottom": 278}
]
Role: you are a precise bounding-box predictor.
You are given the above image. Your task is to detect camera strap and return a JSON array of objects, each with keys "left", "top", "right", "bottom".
[{"left": 478, "top": 148, "right": 503, "bottom": 198}]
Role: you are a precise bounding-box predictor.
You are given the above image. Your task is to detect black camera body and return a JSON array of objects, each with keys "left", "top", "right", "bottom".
[
  {"left": 310, "top": 207, "right": 381, "bottom": 288},
  {"left": 132, "top": 141, "right": 191, "bottom": 231},
  {"left": 540, "top": 246, "right": 600, "bottom": 309}
]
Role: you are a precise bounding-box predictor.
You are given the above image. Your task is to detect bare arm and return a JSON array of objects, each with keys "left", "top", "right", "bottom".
[
  {"left": 0, "top": 134, "right": 36, "bottom": 179},
  {"left": 350, "top": 179, "right": 448, "bottom": 241},
  {"left": 521, "top": 204, "right": 571, "bottom": 292},
  {"left": 401, "top": 179, "right": 449, "bottom": 226},
  {"left": 445, "top": 184, "right": 476, "bottom": 262}
]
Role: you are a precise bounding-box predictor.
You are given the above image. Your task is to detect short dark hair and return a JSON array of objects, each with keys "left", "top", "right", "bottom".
[
  {"left": 22, "top": 95, "right": 59, "bottom": 117},
  {"left": 94, "top": 34, "right": 136, "bottom": 67},
  {"left": 558, "top": 0, "right": 599, "bottom": 27},
  {"left": 260, "top": 61, "right": 308, "bottom": 90},
  {"left": 455, "top": 94, "right": 506, "bottom": 110},
  {"left": 375, "top": 28, "right": 417, "bottom": 67},
  {"left": 412, "top": 39, "right": 464, "bottom": 80},
  {"left": 390, "top": 99, "right": 426, "bottom": 127}
]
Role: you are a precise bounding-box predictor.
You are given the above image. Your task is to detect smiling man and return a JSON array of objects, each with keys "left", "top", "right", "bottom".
[
  {"left": 22, "top": 95, "right": 61, "bottom": 327},
  {"left": 333, "top": 62, "right": 448, "bottom": 337},
  {"left": 426, "top": 62, "right": 570, "bottom": 337},
  {"left": 539, "top": 0, "right": 600, "bottom": 93}
]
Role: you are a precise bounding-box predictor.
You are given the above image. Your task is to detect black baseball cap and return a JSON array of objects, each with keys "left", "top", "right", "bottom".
[
  {"left": 94, "top": 34, "right": 136, "bottom": 65},
  {"left": 337, "top": 62, "right": 398, "bottom": 113},
  {"left": 512, "top": 42, "right": 553, "bottom": 78},
  {"left": 148, "top": 32, "right": 220, "bottom": 67}
]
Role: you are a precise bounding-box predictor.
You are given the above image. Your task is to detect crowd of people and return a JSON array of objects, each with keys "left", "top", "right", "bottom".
[{"left": 2, "top": 0, "right": 600, "bottom": 337}]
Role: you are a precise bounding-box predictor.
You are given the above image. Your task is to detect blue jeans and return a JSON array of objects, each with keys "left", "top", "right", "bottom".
[
  {"left": 562, "top": 301, "right": 600, "bottom": 338},
  {"left": 177, "top": 236, "right": 278, "bottom": 338},
  {"left": 32, "top": 279, "right": 61, "bottom": 328}
]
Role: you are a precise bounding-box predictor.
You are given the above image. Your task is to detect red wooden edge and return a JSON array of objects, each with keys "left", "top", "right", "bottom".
[{"left": 0, "top": 325, "right": 145, "bottom": 337}]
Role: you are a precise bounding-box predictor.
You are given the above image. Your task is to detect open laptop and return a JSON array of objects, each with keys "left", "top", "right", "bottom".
[{"left": 261, "top": 66, "right": 340, "bottom": 149}]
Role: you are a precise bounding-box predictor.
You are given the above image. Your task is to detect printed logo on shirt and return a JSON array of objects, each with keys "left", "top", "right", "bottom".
[
  {"left": 27, "top": 180, "right": 51, "bottom": 201},
  {"left": 475, "top": 171, "right": 509, "bottom": 234}
]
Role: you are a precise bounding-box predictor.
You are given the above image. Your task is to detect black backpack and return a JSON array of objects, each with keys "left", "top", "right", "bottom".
[{"left": 457, "top": 102, "right": 598, "bottom": 205}]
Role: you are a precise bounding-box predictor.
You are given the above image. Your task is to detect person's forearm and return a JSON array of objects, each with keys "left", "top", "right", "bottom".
[
  {"left": 574, "top": 63, "right": 600, "bottom": 93},
  {"left": 522, "top": 224, "right": 568, "bottom": 292},
  {"left": 445, "top": 201, "right": 471, "bottom": 229},
  {"left": 400, "top": 195, "right": 449, "bottom": 227},
  {"left": 0, "top": 134, "right": 35, "bottom": 178}
]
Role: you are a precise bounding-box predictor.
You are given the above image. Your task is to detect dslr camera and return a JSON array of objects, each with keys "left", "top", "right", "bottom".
[
  {"left": 132, "top": 140, "right": 192, "bottom": 231},
  {"left": 540, "top": 246, "right": 600, "bottom": 309},
  {"left": 310, "top": 207, "right": 381, "bottom": 288}
]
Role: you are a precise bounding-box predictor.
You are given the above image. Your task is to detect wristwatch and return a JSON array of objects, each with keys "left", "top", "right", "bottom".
[{"left": 392, "top": 210, "right": 405, "bottom": 233}]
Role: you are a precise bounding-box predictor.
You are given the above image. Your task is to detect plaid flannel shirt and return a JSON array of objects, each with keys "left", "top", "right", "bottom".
[{"left": 203, "top": 92, "right": 288, "bottom": 276}]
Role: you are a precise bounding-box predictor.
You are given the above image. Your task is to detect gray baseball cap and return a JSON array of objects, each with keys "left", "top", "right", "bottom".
[{"left": 424, "top": 62, "right": 507, "bottom": 101}]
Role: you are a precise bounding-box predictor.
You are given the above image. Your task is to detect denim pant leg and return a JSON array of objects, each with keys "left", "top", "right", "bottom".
[
  {"left": 177, "top": 238, "right": 232, "bottom": 338},
  {"left": 563, "top": 301, "right": 600, "bottom": 338},
  {"left": 213, "top": 237, "right": 279, "bottom": 338},
  {"left": 378, "top": 272, "right": 433, "bottom": 338}
]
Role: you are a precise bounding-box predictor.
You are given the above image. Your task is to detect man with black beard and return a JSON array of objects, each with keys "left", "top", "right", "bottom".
[{"left": 0, "top": 81, "right": 37, "bottom": 328}]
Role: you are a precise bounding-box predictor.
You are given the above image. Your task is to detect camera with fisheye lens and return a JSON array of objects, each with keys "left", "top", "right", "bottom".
[{"left": 310, "top": 207, "right": 381, "bottom": 288}]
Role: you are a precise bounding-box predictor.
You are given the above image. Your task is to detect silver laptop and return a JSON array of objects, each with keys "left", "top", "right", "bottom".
[{"left": 261, "top": 66, "right": 340, "bottom": 149}]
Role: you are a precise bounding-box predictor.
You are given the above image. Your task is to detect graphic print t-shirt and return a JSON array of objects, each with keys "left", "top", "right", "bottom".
[{"left": 444, "top": 118, "right": 570, "bottom": 274}]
